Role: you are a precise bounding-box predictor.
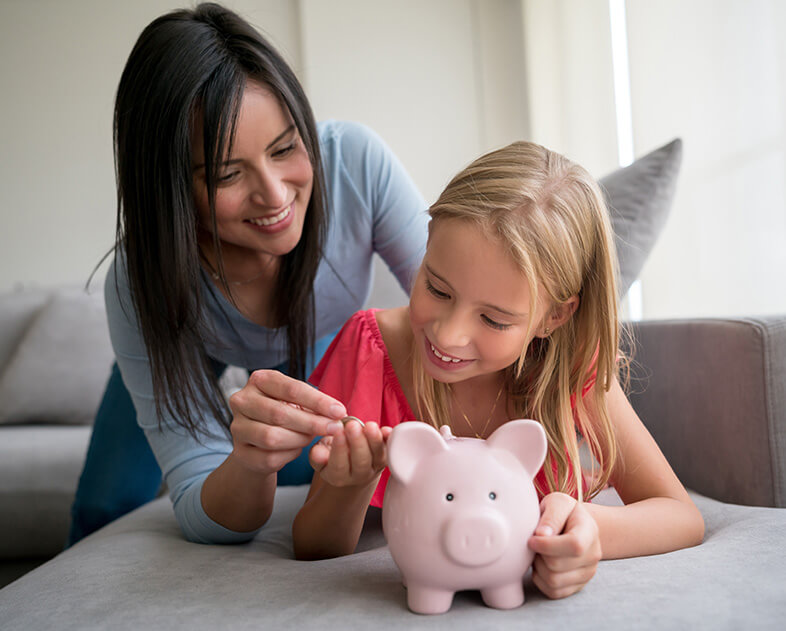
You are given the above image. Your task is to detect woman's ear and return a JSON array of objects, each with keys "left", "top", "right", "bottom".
[{"left": 539, "top": 295, "right": 579, "bottom": 337}]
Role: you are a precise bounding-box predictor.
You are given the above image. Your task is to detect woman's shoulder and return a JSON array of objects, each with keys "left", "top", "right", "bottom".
[{"left": 317, "top": 119, "right": 396, "bottom": 174}]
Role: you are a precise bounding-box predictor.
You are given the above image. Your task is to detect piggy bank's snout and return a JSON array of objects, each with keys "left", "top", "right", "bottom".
[{"left": 442, "top": 512, "right": 510, "bottom": 567}]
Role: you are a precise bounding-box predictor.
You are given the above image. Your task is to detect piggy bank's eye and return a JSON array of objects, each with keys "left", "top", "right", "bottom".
[
  {"left": 489, "top": 492, "right": 497, "bottom": 500},
  {"left": 446, "top": 493, "right": 454, "bottom": 502}
]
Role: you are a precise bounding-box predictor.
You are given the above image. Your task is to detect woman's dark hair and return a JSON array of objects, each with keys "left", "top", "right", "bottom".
[{"left": 114, "top": 2, "right": 327, "bottom": 436}]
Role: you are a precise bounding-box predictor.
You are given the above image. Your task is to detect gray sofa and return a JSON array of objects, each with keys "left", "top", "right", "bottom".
[
  {"left": 1, "top": 285, "right": 785, "bottom": 627},
  {"left": 0, "top": 287, "right": 111, "bottom": 585}
]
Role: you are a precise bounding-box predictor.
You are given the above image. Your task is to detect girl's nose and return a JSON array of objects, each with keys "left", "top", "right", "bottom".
[
  {"left": 251, "top": 166, "right": 287, "bottom": 208},
  {"left": 432, "top": 309, "right": 471, "bottom": 350}
]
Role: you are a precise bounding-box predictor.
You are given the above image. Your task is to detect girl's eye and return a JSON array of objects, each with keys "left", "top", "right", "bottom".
[
  {"left": 272, "top": 143, "right": 296, "bottom": 158},
  {"left": 481, "top": 314, "right": 511, "bottom": 330},
  {"left": 425, "top": 278, "right": 450, "bottom": 300}
]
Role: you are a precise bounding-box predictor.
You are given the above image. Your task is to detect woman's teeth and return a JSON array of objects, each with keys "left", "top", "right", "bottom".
[
  {"left": 430, "top": 344, "right": 463, "bottom": 363},
  {"left": 248, "top": 205, "right": 291, "bottom": 226}
]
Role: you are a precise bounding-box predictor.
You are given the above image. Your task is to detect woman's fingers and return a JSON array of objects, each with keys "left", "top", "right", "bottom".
[{"left": 232, "top": 370, "right": 346, "bottom": 436}]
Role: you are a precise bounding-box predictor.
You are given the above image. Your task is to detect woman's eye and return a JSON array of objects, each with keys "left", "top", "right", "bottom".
[
  {"left": 217, "top": 170, "right": 240, "bottom": 184},
  {"left": 425, "top": 279, "right": 450, "bottom": 300},
  {"left": 481, "top": 314, "right": 510, "bottom": 330},
  {"left": 272, "top": 143, "right": 296, "bottom": 158}
]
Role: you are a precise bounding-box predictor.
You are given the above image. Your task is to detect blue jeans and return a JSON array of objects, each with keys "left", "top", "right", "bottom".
[{"left": 68, "top": 334, "right": 336, "bottom": 546}]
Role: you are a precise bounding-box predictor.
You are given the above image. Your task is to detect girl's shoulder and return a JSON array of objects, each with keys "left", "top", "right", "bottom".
[
  {"left": 374, "top": 306, "right": 415, "bottom": 405},
  {"left": 373, "top": 307, "right": 411, "bottom": 355}
]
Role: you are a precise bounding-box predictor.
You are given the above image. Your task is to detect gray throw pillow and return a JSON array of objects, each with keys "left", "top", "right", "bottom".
[
  {"left": 599, "top": 138, "right": 683, "bottom": 298},
  {"left": 0, "top": 288, "right": 114, "bottom": 425}
]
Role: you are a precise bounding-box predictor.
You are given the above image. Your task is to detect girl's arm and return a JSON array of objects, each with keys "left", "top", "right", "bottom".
[
  {"left": 527, "top": 377, "right": 704, "bottom": 598},
  {"left": 583, "top": 377, "right": 705, "bottom": 559},
  {"left": 292, "top": 421, "right": 390, "bottom": 560}
]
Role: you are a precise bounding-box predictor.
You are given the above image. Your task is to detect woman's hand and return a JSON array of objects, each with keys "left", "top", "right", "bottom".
[
  {"left": 309, "top": 420, "right": 392, "bottom": 488},
  {"left": 227, "top": 369, "right": 347, "bottom": 476},
  {"left": 527, "top": 492, "right": 601, "bottom": 599}
]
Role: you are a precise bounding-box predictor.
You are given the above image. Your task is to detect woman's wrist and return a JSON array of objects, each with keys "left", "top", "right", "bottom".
[{"left": 201, "top": 452, "right": 278, "bottom": 533}]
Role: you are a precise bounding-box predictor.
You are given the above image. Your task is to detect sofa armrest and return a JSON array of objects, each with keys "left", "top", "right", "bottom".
[{"left": 624, "top": 316, "right": 786, "bottom": 508}]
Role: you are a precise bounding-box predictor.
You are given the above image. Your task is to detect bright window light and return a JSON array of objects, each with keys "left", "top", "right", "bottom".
[{"left": 609, "top": 0, "right": 643, "bottom": 319}]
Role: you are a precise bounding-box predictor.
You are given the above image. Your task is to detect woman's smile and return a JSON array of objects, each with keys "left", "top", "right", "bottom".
[{"left": 244, "top": 203, "right": 295, "bottom": 233}]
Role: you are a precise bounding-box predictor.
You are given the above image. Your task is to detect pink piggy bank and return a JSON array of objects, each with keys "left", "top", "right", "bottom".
[{"left": 382, "top": 419, "right": 548, "bottom": 615}]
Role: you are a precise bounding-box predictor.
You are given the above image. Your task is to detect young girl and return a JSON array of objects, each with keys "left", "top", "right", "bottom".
[{"left": 292, "top": 141, "right": 704, "bottom": 598}]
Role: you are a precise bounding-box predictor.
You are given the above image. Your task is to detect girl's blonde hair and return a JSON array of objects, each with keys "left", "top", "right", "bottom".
[{"left": 412, "top": 141, "right": 622, "bottom": 501}]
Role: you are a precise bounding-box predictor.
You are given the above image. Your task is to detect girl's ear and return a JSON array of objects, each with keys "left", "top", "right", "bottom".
[{"left": 538, "top": 295, "right": 579, "bottom": 337}]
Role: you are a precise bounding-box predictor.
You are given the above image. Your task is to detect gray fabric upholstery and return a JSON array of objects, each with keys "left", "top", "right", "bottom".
[
  {"left": 1, "top": 487, "right": 784, "bottom": 629},
  {"left": 0, "top": 289, "right": 49, "bottom": 368},
  {"left": 0, "top": 288, "right": 112, "bottom": 425},
  {"left": 600, "top": 139, "right": 682, "bottom": 297},
  {"left": 0, "top": 426, "right": 91, "bottom": 558},
  {"left": 626, "top": 316, "right": 786, "bottom": 508}
]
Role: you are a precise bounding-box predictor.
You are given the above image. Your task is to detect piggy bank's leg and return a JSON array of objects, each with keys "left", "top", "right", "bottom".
[
  {"left": 480, "top": 582, "right": 525, "bottom": 610},
  {"left": 406, "top": 583, "right": 455, "bottom": 615}
]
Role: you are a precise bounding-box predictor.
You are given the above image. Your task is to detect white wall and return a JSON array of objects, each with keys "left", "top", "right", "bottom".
[
  {"left": 0, "top": 0, "right": 528, "bottom": 310},
  {"left": 626, "top": 0, "right": 786, "bottom": 318},
  {"left": 0, "top": 0, "right": 300, "bottom": 293},
  {"left": 522, "top": 0, "right": 786, "bottom": 319},
  {"left": 298, "top": 0, "right": 528, "bottom": 307},
  {"left": 4, "top": 0, "right": 782, "bottom": 318}
]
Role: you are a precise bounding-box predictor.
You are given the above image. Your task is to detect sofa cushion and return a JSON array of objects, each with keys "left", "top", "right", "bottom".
[
  {"left": 0, "top": 486, "right": 783, "bottom": 628},
  {"left": 0, "top": 425, "right": 92, "bottom": 558},
  {"left": 0, "top": 288, "right": 50, "bottom": 369},
  {"left": 0, "top": 288, "right": 113, "bottom": 425},
  {"left": 600, "top": 139, "right": 682, "bottom": 298}
]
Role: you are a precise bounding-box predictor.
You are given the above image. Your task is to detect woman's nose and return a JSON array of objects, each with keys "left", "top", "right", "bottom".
[{"left": 251, "top": 166, "right": 287, "bottom": 208}]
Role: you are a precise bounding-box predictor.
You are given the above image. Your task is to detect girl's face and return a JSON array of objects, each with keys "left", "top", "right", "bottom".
[
  {"left": 409, "top": 218, "right": 551, "bottom": 385},
  {"left": 192, "top": 81, "right": 314, "bottom": 267}
]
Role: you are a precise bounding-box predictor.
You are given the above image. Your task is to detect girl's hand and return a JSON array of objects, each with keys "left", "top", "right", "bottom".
[
  {"left": 309, "top": 420, "right": 392, "bottom": 488},
  {"left": 527, "top": 492, "right": 601, "bottom": 599},
  {"left": 227, "top": 370, "right": 346, "bottom": 476}
]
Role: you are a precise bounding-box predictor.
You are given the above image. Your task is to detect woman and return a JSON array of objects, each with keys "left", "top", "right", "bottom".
[{"left": 69, "top": 2, "right": 427, "bottom": 544}]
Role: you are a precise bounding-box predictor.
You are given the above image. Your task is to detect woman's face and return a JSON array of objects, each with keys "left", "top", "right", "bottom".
[{"left": 192, "top": 81, "right": 314, "bottom": 266}]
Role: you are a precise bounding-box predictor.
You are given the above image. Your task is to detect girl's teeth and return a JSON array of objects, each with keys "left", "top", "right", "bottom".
[
  {"left": 430, "top": 344, "right": 462, "bottom": 363},
  {"left": 249, "top": 205, "right": 291, "bottom": 226}
]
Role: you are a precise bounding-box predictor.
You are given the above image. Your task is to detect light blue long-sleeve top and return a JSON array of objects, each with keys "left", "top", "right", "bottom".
[{"left": 105, "top": 120, "right": 428, "bottom": 543}]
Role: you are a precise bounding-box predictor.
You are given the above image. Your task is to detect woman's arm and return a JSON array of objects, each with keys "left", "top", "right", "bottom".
[
  {"left": 293, "top": 420, "right": 390, "bottom": 560},
  {"left": 106, "top": 263, "right": 347, "bottom": 542},
  {"left": 201, "top": 370, "right": 348, "bottom": 533},
  {"left": 583, "top": 377, "right": 705, "bottom": 559}
]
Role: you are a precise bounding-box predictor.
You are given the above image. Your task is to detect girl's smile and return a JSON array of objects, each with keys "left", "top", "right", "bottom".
[{"left": 424, "top": 335, "right": 474, "bottom": 370}]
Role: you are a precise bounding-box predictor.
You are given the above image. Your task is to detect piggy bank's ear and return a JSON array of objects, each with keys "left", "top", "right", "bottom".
[
  {"left": 387, "top": 421, "right": 447, "bottom": 485},
  {"left": 486, "top": 419, "right": 548, "bottom": 478}
]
